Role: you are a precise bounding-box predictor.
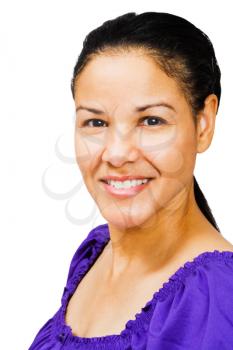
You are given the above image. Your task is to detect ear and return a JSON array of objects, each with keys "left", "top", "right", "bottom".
[{"left": 196, "top": 94, "right": 219, "bottom": 153}]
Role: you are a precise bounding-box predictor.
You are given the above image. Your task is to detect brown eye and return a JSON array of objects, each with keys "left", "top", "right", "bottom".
[
  {"left": 140, "top": 116, "right": 166, "bottom": 126},
  {"left": 82, "top": 119, "right": 107, "bottom": 127}
]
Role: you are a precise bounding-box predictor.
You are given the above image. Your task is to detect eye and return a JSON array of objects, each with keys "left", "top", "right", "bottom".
[
  {"left": 81, "top": 116, "right": 166, "bottom": 128},
  {"left": 139, "top": 116, "right": 166, "bottom": 127},
  {"left": 82, "top": 118, "right": 107, "bottom": 127}
]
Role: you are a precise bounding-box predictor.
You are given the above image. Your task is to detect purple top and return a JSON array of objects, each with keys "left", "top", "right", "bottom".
[{"left": 28, "top": 223, "right": 233, "bottom": 349}]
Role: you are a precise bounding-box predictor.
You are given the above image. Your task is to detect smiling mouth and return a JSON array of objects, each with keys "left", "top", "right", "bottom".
[
  {"left": 100, "top": 178, "right": 153, "bottom": 186},
  {"left": 99, "top": 178, "right": 153, "bottom": 198}
]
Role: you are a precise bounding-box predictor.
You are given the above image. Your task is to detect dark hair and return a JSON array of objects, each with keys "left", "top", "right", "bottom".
[{"left": 71, "top": 11, "right": 221, "bottom": 232}]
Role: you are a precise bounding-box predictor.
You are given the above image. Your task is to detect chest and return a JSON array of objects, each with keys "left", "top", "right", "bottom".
[{"left": 64, "top": 260, "right": 171, "bottom": 338}]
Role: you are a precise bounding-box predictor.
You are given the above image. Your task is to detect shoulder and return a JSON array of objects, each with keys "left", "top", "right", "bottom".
[
  {"left": 65, "top": 223, "right": 109, "bottom": 283},
  {"left": 147, "top": 251, "right": 233, "bottom": 349}
]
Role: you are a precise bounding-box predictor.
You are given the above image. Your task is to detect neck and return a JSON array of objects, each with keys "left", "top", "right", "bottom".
[{"left": 105, "top": 179, "right": 219, "bottom": 282}]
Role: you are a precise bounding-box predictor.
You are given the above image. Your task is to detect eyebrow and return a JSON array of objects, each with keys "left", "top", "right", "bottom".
[{"left": 76, "top": 102, "right": 176, "bottom": 114}]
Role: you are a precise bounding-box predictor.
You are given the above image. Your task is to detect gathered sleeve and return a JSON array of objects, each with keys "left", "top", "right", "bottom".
[
  {"left": 60, "top": 224, "right": 110, "bottom": 304},
  {"left": 146, "top": 254, "right": 233, "bottom": 349}
]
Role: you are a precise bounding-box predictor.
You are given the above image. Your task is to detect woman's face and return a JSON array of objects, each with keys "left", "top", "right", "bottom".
[{"left": 74, "top": 52, "right": 198, "bottom": 230}]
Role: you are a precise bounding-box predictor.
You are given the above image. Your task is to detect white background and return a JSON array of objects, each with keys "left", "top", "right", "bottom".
[{"left": 1, "top": 1, "right": 233, "bottom": 349}]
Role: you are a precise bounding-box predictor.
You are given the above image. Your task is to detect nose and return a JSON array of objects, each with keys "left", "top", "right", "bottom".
[{"left": 101, "top": 127, "right": 139, "bottom": 167}]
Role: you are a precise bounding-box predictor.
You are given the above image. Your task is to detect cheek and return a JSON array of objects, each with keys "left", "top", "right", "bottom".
[
  {"left": 74, "top": 132, "right": 105, "bottom": 175},
  {"left": 140, "top": 127, "right": 196, "bottom": 177},
  {"left": 153, "top": 149, "right": 185, "bottom": 175}
]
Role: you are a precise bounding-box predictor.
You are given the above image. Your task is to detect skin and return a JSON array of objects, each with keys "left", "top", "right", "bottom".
[{"left": 73, "top": 50, "right": 233, "bottom": 287}]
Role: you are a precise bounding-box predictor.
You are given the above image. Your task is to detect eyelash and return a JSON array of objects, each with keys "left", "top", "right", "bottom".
[{"left": 81, "top": 116, "right": 166, "bottom": 128}]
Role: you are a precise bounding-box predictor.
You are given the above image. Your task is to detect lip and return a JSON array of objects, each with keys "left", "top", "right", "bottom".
[
  {"left": 100, "top": 175, "right": 154, "bottom": 183},
  {"left": 100, "top": 178, "right": 153, "bottom": 199}
]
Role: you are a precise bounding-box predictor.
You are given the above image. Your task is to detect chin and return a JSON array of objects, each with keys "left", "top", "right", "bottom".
[{"left": 99, "top": 201, "right": 158, "bottom": 232}]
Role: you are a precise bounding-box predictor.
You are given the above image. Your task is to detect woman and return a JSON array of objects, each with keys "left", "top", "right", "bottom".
[{"left": 28, "top": 11, "right": 233, "bottom": 350}]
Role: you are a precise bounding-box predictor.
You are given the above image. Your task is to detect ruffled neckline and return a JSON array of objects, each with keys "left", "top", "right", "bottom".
[{"left": 54, "top": 224, "right": 233, "bottom": 344}]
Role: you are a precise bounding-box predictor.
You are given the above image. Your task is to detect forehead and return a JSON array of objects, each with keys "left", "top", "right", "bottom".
[{"left": 74, "top": 52, "right": 187, "bottom": 112}]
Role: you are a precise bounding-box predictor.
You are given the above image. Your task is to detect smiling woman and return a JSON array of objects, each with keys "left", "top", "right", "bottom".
[{"left": 28, "top": 11, "right": 233, "bottom": 350}]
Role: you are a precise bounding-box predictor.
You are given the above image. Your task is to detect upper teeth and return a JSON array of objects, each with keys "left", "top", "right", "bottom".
[{"left": 107, "top": 179, "right": 149, "bottom": 189}]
